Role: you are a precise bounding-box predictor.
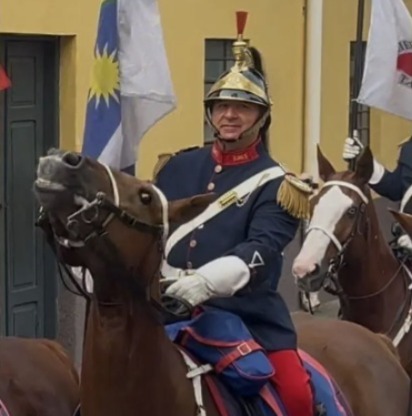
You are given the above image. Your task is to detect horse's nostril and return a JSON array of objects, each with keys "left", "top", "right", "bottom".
[
  {"left": 312, "top": 263, "right": 321, "bottom": 275},
  {"left": 62, "top": 152, "right": 83, "bottom": 168}
]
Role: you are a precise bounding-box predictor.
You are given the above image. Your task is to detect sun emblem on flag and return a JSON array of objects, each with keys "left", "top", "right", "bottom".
[{"left": 89, "top": 43, "right": 120, "bottom": 107}]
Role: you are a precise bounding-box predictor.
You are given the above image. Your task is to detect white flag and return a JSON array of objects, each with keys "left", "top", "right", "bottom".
[
  {"left": 356, "top": 0, "right": 412, "bottom": 120},
  {"left": 82, "top": 0, "right": 176, "bottom": 172}
]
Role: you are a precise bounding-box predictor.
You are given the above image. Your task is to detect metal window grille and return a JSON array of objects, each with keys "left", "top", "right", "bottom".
[
  {"left": 349, "top": 40, "right": 370, "bottom": 144},
  {"left": 203, "top": 39, "right": 237, "bottom": 144}
]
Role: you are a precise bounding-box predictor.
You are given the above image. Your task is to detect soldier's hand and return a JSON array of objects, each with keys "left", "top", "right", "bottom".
[
  {"left": 343, "top": 131, "right": 363, "bottom": 161},
  {"left": 398, "top": 234, "right": 412, "bottom": 251}
]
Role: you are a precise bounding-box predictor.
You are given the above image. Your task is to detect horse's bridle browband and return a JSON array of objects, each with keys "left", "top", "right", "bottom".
[{"left": 307, "top": 180, "right": 369, "bottom": 254}]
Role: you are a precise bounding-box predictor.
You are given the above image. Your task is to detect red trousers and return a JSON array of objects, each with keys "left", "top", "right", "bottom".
[{"left": 268, "top": 349, "right": 314, "bottom": 416}]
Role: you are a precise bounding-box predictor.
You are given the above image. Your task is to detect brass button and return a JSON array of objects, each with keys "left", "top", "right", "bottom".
[
  {"left": 207, "top": 182, "right": 215, "bottom": 191},
  {"left": 215, "top": 165, "right": 222, "bottom": 173},
  {"left": 189, "top": 240, "right": 197, "bottom": 248}
]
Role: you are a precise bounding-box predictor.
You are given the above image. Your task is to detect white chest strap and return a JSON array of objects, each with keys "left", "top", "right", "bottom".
[
  {"left": 400, "top": 184, "right": 412, "bottom": 213},
  {"left": 165, "top": 166, "right": 285, "bottom": 258}
]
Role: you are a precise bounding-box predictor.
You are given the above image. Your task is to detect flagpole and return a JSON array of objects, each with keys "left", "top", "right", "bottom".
[{"left": 348, "top": 0, "right": 366, "bottom": 170}]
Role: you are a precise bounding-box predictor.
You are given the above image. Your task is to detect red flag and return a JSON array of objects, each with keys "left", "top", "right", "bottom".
[{"left": 0, "top": 65, "right": 11, "bottom": 91}]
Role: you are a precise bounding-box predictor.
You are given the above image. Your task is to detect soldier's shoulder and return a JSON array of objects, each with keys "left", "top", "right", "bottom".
[
  {"left": 398, "top": 135, "right": 412, "bottom": 147},
  {"left": 152, "top": 146, "right": 202, "bottom": 179}
]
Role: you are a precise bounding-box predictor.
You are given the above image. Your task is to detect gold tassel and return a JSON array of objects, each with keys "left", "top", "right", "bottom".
[
  {"left": 276, "top": 174, "right": 313, "bottom": 220},
  {"left": 152, "top": 153, "right": 173, "bottom": 180}
]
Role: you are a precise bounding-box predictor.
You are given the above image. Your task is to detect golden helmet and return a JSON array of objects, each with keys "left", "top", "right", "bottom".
[{"left": 204, "top": 11, "right": 271, "bottom": 110}]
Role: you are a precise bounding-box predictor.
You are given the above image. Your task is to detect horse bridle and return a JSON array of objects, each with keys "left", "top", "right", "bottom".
[
  {"left": 36, "top": 163, "right": 193, "bottom": 320},
  {"left": 306, "top": 180, "right": 369, "bottom": 291},
  {"left": 53, "top": 164, "right": 165, "bottom": 248},
  {"left": 304, "top": 180, "right": 412, "bottom": 351}
]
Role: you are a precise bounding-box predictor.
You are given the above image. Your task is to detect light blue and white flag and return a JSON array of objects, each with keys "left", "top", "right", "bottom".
[{"left": 82, "top": 0, "right": 176, "bottom": 174}]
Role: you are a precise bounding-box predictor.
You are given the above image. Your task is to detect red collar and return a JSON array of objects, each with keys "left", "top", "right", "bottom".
[{"left": 211, "top": 138, "right": 261, "bottom": 166}]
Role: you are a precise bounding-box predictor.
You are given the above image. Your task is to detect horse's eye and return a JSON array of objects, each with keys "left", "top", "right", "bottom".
[
  {"left": 347, "top": 206, "right": 357, "bottom": 216},
  {"left": 139, "top": 191, "right": 152, "bottom": 205}
]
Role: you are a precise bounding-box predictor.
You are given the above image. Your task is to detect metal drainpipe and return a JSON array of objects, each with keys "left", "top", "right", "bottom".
[
  {"left": 302, "top": 0, "right": 324, "bottom": 181},
  {"left": 298, "top": 0, "right": 324, "bottom": 309}
]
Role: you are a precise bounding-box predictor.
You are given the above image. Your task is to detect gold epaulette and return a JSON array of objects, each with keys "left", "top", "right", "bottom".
[
  {"left": 398, "top": 135, "right": 412, "bottom": 147},
  {"left": 152, "top": 152, "right": 174, "bottom": 180},
  {"left": 152, "top": 146, "right": 200, "bottom": 180},
  {"left": 276, "top": 173, "right": 313, "bottom": 220}
]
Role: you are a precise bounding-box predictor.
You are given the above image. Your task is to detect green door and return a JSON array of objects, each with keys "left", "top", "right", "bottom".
[{"left": 0, "top": 37, "right": 59, "bottom": 338}]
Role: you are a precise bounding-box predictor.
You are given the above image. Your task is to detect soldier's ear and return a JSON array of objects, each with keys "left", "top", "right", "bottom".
[
  {"left": 317, "top": 145, "right": 335, "bottom": 182},
  {"left": 354, "top": 146, "right": 373, "bottom": 184}
]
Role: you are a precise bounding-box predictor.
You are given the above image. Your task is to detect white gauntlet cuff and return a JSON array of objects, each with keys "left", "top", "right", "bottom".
[
  {"left": 197, "top": 256, "right": 250, "bottom": 297},
  {"left": 369, "top": 159, "right": 385, "bottom": 185}
]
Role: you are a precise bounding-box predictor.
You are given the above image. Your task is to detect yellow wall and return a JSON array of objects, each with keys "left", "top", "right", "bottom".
[
  {"left": 321, "top": 0, "right": 412, "bottom": 172},
  {"left": 2, "top": 0, "right": 306, "bottom": 179},
  {"left": 139, "top": 0, "right": 306, "bottom": 178},
  {"left": 11, "top": 0, "right": 411, "bottom": 182},
  {"left": 2, "top": 0, "right": 101, "bottom": 151}
]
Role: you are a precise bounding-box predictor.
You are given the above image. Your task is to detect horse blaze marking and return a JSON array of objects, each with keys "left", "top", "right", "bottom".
[{"left": 397, "top": 51, "right": 412, "bottom": 77}]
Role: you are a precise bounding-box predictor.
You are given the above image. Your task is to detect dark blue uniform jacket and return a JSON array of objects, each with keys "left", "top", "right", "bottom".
[
  {"left": 372, "top": 138, "right": 412, "bottom": 212},
  {"left": 155, "top": 140, "right": 299, "bottom": 351}
]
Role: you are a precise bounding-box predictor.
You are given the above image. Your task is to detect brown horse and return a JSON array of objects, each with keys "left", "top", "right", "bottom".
[
  {"left": 292, "top": 146, "right": 412, "bottom": 376},
  {"left": 0, "top": 337, "right": 79, "bottom": 415},
  {"left": 33, "top": 149, "right": 410, "bottom": 416}
]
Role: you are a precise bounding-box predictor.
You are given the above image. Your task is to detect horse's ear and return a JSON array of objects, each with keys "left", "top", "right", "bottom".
[
  {"left": 168, "top": 193, "right": 216, "bottom": 224},
  {"left": 388, "top": 209, "right": 412, "bottom": 237},
  {"left": 354, "top": 146, "right": 373, "bottom": 184},
  {"left": 317, "top": 145, "right": 335, "bottom": 181}
]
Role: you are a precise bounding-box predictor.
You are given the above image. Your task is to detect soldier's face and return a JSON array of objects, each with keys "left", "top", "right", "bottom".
[{"left": 211, "top": 101, "right": 261, "bottom": 141}]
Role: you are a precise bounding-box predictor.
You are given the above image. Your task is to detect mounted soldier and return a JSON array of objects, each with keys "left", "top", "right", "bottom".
[
  {"left": 343, "top": 131, "right": 412, "bottom": 253},
  {"left": 154, "top": 11, "right": 317, "bottom": 416}
]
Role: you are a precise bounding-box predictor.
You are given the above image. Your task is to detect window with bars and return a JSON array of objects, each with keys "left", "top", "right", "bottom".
[
  {"left": 349, "top": 41, "right": 370, "bottom": 144},
  {"left": 203, "top": 39, "right": 237, "bottom": 144}
]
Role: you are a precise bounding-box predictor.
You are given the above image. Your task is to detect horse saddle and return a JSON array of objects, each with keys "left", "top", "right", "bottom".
[{"left": 166, "top": 307, "right": 352, "bottom": 416}]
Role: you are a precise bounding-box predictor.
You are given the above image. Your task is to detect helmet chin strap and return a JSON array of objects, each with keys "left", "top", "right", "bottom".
[{"left": 213, "top": 110, "right": 268, "bottom": 144}]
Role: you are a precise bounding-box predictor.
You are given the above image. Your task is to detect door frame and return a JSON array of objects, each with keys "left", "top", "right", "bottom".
[{"left": 0, "top": 35, "right": 60, "bottom": 337}]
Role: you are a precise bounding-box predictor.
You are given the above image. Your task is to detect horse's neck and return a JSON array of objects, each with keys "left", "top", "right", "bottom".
[
  {"left": 81, "top": 273, "right": 195, "bottom": 415},
  {"left": 339, "top": 201, "right": 405, "bottom": 331}
]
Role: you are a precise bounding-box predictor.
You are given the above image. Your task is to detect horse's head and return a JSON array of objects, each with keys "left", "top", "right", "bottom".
[
  {"left": 33, "top": 149, "right": 215, "bottom": 293},
  {"left": 292, "top": 145, "right": 374, "bottom": 285}
]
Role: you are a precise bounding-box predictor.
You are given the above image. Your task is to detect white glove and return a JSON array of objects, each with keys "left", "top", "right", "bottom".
[
  {"left": 165, "top": 256, "right": 250, "bottom": 307},
  {"left": 398, "top": 234, "right": 412, "bottom": 251},
  {"left": 342, "top": 132, "right": 385, "bottom": 185},
  {"left": 343, "top": 131, "right": 363, "bottom": 161}
]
